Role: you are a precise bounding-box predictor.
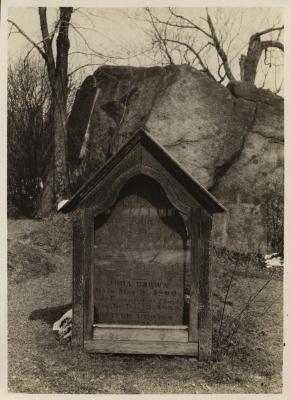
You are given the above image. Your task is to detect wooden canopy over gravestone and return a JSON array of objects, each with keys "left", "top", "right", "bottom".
[{"left": 60, "top": 128, "right": 225, "bottom": 360}]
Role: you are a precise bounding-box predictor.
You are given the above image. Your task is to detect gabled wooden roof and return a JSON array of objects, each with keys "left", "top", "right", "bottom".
[{"left": 59, "top": 128, "right": 226, "bottom": 214}]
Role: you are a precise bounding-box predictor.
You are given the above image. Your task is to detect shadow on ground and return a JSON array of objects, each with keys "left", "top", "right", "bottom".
[{"left": 29, "top": 304, "right": 72, "bottom": 324}]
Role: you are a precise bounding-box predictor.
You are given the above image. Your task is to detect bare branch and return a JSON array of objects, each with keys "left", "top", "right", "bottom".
[
  {"left": 70, "top": 23, "right": 113, "bottom": 60},
  {"left": 145, "top": 10, "right": 199, "bottom": 31},
  {"left": 163, "top": 37, "right": 216, "bottom": 80},
  {"left": 217, "top": 63, "right": 227, "bottom": 84},
  {"left": 169, "top": 7, "right": 212, "bottom": 39},
  {"left": 38, "top": 7, "right": 56, "bottom": 80},
  {"left": 253, "top": 25, "right": 284, "bottom": 38},
  {"left": 68, "top": 63, "right": 103, "bottom": 77},
  {"left": 259, "top": 53, "right": 271, "bottom": 89},
  {"left": 146, "top": 8, "right": 174, "bottom": 64},
  {"left": 7, "top": 18, "right": 46, "bottom": 59},
  {"left": 273, "top": 62, "right": 283, "bottom": 94},
  {"left": 224, "top": 269, "right": 276, "bottom": 344},
  {"left": 50, "top": 11, "right": 61, "bottom": 42},
  {"left": 8, "top": 23, "right": 14, "bottom": 38},
  {"left": 217, "top": 255, "right": 239, "bottom": 342},
  {"left": 262, "top": 40, "right": 284, "bottom": 52},
  {"left": 205, "top": 9, "right": 235, "bottom": 81}
]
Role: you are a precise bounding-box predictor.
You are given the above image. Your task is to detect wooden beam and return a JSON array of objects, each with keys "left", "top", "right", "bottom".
[
  {"left": 93, "top": 325, "right": 188, "bottom": 342},
  {"left": 71, "top": 210, "right": 85, "bottom": 346},
  {"left": 188, "top": 208, "right": 200, "bottom": 342},
  {"left": 198, "top": 208, "right": 213, "bottom": 361},
  {"left": 84, "top": 340, "right": 198, "bottom": 356},
  {"left": 83, "top": 209, "right": 94, "bottom": 341}
]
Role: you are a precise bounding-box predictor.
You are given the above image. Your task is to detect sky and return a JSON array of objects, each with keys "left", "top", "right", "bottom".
[{"left": 7, "top": 7, "right": 284, "bottom": 94}]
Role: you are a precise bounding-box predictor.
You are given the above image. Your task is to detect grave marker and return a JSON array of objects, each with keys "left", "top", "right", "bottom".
[{"left": 60, "top": 128, "right": 225, "bottom": 360}]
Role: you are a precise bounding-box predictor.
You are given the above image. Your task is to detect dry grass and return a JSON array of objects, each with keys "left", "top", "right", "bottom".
[{"left": 7, "top": 216, "right": 283, "bottom": 394}]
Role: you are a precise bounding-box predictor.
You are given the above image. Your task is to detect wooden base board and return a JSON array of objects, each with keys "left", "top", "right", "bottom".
[
  {"left": 93, "top": 324, "right": 188, "bottom": 342},
  {"left": 84, "top": 339, "right": 198, "bottom": 356}
]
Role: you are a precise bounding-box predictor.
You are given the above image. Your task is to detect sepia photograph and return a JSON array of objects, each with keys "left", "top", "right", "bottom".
[{"left": 3, "top": 0, "right": 287, "bottom": 395}]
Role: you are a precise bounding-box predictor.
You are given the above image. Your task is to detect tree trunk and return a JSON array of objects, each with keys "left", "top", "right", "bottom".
[
  {"left": 40, "top": 163, "right": 54, "bottom": 215},
  {"left": 240, "top": 32, "right": 283, "bottom": 84},
  {"left": 38, "top": 7, "right": 73, "bottom": 213},
  {"left": 39, "top": 84, "right": 70, "bottom": 213},
  {"left": 240, "top": 36, "right": 263, "bottom": 84},
  {"left": 52, "top": 84, "right": 70, "bottom": 204}
]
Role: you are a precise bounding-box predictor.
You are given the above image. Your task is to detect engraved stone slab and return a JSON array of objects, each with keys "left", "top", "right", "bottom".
[{"left": 94, "top": 176, "right": 189, "bottom": 325}]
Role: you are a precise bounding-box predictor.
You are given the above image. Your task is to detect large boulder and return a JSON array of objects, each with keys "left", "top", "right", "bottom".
[{"left": 67, "top": 65, "right": 283, "bottom": 253}]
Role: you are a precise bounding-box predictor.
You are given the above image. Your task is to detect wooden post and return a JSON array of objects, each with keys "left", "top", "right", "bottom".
[
  {"left": 72, "top": 209, "right": 94, "bottom": 347},
  {"left": 188, "top": 208, "right": 199, "bottom": 343},
  {"left": 83, "top": 209, "right": 94, "bottom": 342},
  {"left": 198, "top": 208, "right": 213, "bottom": 361}
]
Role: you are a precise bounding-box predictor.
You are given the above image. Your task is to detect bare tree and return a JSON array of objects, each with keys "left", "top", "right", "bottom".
[
  {"left": 239, "top": 26, "right": 284, "bottom": 84},
  {"left": 8, "top": 7, "right": 141, "bottom": 214},
  {"left": 144, "top": 7, "right": 284, "bottom": 90},
  {"left": 8, "top": 58, "right": 51, "bottom": 217},
  {"left": 8, "top": 8, "right": 73, "bottom": 213}
]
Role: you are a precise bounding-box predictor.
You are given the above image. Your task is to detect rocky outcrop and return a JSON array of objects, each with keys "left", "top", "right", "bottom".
[
  {"left": 212, "top": 82, "right": 283, "bottom": 252},
  {"left": 67, "top": 64, "right": 283, "bottom": 253}
]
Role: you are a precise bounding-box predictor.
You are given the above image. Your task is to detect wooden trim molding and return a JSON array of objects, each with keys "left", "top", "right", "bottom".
[{"left": 84, "top": 340, "right": 198, "bottom": 356}]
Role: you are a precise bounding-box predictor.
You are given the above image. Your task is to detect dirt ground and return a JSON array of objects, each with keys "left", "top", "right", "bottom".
[{"left": 7, "top": 216, "right": 283, "bottom": 394}]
